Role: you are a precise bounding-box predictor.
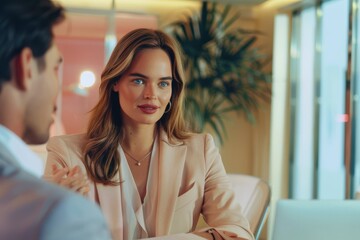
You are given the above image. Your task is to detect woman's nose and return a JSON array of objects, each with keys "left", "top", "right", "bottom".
[{"left": 143, "top": 84, "right": 156, "bottom": 99}]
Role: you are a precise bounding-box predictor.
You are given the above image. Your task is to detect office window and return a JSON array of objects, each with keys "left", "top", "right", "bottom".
[
  {"left": 317, "top": 0, "right": 349, "bottom": 199},
  {"left": 288, "top": 0, "right": 351, "bottom": 199},
  {"left": 291, "top": 7, "right": 317, "bottom": 199}
]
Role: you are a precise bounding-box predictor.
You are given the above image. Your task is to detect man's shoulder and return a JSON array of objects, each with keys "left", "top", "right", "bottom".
[
  {"left": 41, "top": 180, "right": 111, "bottom": 240},
  {"left": 0, "top": 166, "right": 111, "bottom": 240},
  {"left": 0, "top": 166, "right": 75, "bottom": 215}
]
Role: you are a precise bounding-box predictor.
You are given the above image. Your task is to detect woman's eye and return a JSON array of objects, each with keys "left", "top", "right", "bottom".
[
  {"left": 159, "top": 81, "right": 170, "bottom": 88},
  {"left": 133, "top": 79, "right": 144, "bottom": 85}
]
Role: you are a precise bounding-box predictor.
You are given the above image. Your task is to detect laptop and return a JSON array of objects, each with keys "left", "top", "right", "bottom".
[{"left": 272, "top": 200, "right": 360, "bottom": 240}]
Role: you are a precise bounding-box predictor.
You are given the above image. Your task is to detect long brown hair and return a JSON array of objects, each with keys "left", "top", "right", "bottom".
[{"left": 84, "top": 28, "right": 190, "bottom": 185}]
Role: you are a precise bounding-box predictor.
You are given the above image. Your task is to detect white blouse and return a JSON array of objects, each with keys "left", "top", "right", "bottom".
[{"left": 119, "top": 137, "right": 159, "bottom": 239}]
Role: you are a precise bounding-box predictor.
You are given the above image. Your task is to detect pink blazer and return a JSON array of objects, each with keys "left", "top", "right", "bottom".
[{"left": 45, "top": 131, "right": 254, "bottom": 240}]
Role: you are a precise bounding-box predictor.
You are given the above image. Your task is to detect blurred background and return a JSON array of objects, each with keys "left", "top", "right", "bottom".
[{"left": 33, "top": 0, "right": 359, "bottom": 239}]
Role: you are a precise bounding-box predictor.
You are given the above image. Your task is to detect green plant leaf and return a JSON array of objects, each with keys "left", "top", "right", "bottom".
[{"left": 166, "top": 1, "right": 271, "bottom": 144}]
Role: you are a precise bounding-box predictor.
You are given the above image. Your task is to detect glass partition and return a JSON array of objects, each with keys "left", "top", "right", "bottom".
[
  {"left": 289, "top": 0, "right": 351, "bottom": 199},
  {"left": 290, "top": 7, "right": 317, "bottom": 199},
  {"left": 317, "top": 0, "right": 349, "bottom": 199}
]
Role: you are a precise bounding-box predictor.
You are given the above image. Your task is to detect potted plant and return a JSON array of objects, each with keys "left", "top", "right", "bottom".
[{"left": 166, "top": 2, "right": 271, "bottom": 144}]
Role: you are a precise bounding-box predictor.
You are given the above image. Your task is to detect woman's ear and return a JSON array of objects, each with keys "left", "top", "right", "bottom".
[
  {"left": 14, "top": 47, "right": 34, "bottom": 91},
  {"left": 113, "top": 81, "right": 119, "bottom": 92}
]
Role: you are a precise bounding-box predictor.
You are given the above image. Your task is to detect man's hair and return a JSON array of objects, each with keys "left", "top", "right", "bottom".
[{"left": 0, "top": 0, "right": 65, "bottom": 83}]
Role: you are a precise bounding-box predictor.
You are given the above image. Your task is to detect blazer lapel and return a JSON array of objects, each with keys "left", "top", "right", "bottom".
[
  {"left": 95, "top": 173, "right": 123, "bottom": 240},
  {"left": 156, "top": 131, "right": 187, "bottom": 235}
]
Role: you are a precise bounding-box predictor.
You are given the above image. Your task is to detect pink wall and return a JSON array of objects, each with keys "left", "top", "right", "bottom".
[
  {"left": 54, "top": 13, "right": 158, "bottom": 135},
  {"left": 56, "top": 37, "right": 104, "bottom": 134}
]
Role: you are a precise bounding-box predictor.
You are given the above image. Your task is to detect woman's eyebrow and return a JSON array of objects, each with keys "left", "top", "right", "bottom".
[
  {"left": 129, "top": 73, "right": 172, "bottom": 81},
  {"left": 128, "top": 73, "right": 148, "bottom": 79}
]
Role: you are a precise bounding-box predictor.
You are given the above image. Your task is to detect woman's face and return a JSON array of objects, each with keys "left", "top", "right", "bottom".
[{"left": 113, "top": 48, "right": 173, "bottom": 127}]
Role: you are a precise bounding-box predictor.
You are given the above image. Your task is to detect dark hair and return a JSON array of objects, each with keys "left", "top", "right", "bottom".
[{"left": 0, "top": 0, "right": 64, "bottom": 83}]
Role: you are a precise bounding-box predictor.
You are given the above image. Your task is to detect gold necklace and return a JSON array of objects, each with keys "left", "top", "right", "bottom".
[{"left": 123, "top": 148, "right": 152, "bottom": 166}]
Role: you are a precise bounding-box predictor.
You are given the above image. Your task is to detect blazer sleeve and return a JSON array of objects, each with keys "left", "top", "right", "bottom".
[
  {"left": 40, "top": 193, "right": 112, "bottom": 240},
  {"left": 201, "top": 134, "right": 255, "bottom": 240},
  {"left": 44, "top": 136, "right": 74, "bottom": 177}
]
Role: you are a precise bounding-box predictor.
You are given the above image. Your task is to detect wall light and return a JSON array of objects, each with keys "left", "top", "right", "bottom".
[
  {"left": 79, "top": 70, "right": 96, "bottom": 88},
  {"left": 68, "top": 70, "right": 96, "bottom": 96}
]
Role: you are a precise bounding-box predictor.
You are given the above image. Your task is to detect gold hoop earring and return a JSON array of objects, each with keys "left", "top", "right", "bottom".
[{"left": 164, "top": 101, "right": 172, "bottom": 113}]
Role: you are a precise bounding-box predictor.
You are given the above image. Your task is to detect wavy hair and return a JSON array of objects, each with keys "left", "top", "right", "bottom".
[{"left": 84, "top": 28, "right": 190, "bottom": 185}]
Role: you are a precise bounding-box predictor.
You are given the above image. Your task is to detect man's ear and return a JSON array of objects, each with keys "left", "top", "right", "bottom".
[{"left": 13, "top": 47, "right": 34, "bottom": 91}]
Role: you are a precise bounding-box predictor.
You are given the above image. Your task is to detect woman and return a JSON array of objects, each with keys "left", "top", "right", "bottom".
[{"left": 44, "top": 28, "right": 254, "bottom": 240}]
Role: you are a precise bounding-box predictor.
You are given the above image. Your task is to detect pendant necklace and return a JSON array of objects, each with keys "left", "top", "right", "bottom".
[{"left": 123, "top": 148, "right": 152, "bottom": 166}]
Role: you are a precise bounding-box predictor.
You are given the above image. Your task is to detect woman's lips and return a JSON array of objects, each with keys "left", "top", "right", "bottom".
[{"left": 138, "top": 104, "right": 159, "bottom": 114}]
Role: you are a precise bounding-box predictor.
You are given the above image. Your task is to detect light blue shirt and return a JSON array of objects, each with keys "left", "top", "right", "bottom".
[
  {"left": 0, "top": 124, "right": 112, "bottom": 240},
  {"left": 0, "top": 125, "right": 43, "bottom": 177}
]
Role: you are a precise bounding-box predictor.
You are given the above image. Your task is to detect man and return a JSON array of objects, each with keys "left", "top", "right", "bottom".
[{"left": 0, "top": 0, "right": 112, "bottom": 239}]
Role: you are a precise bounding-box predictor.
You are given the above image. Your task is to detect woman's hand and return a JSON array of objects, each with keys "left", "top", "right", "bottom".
[
  {"left": 43, "top": 164, "right": 90, "bottom": 196},
  {"left": 193, "top": 229, "right": 223, "bottom": 240},
  {"left": 193, "top": 232, "right": 213, "bottom": 239}
]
